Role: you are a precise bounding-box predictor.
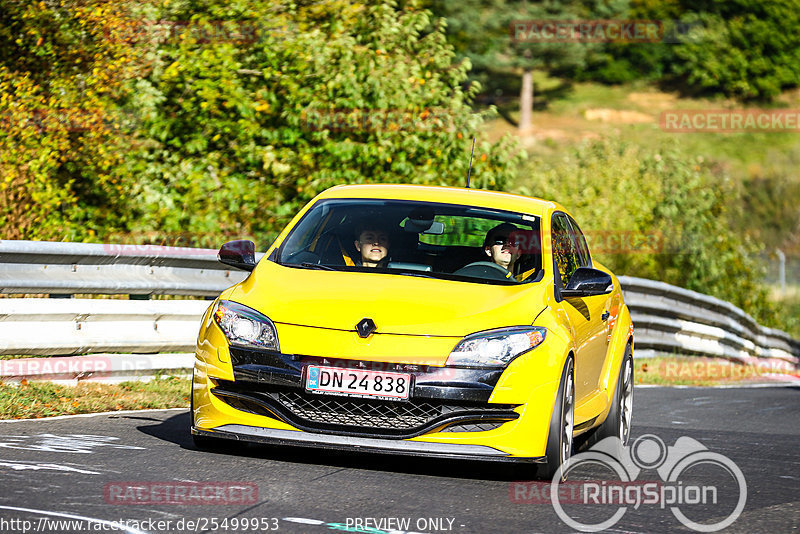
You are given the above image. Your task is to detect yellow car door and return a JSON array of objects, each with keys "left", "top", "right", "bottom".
[{"left": 551, "top": 214, "right": 609, "bottom": 406}]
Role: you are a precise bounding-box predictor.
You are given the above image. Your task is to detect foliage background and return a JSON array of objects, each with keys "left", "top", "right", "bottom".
[{"left": 1, "top": 0, "right": 799, "bottom": 336}]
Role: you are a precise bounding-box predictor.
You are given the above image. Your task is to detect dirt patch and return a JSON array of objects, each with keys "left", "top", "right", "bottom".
[
  {"left": 627, "top": 91, "right": 678, "bottom": 110},
  {"left": 528, "top": 128, "right": 601, "bottom": 142},
  {"left": 485, "top": 110, "right": 634, "bottom": 144},
  {"left": 584, "top": 108, "right": 653, "bottom": 123},
  {"left": 776, "top": 87, "right": 800, "bottom": 106}
]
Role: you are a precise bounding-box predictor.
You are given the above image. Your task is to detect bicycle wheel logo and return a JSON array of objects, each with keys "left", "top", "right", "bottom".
[{"left": 551, "top": 434, "right": 747, "bottom": 532}]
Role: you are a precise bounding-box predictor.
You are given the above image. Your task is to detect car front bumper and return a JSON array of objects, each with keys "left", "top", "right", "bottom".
[
  {"left": 193, "top": 319, "right": 564, "bottom": 460},
  {"left": 191, "top": 424, "right": 547, "bottom": 463}
]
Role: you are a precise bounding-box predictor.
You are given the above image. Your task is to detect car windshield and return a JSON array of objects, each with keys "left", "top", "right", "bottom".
[{"left": 275, "top": 199, "right": 543, "bottom": 285}]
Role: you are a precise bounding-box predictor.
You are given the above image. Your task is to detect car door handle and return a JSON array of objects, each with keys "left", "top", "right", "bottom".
[{"left": 601, "top": 310, "right": 610, "bottom": 321}]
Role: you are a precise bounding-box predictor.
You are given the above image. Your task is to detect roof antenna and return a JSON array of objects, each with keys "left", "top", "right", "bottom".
[{"left": 466, "top": 137, "right": 476, "bottom": 188}]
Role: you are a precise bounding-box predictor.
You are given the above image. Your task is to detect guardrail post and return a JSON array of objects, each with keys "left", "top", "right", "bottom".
[{"left": 776, "top": 249, "right": 786, "bottom": 294}]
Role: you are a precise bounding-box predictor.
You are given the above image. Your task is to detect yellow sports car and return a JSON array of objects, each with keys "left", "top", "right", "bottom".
[{"left": 191, "top": 184, "right": 634, "bottom": 478}]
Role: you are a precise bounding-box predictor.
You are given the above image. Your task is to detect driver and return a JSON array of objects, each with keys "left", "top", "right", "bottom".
[
  {"left": 354, "top": 224, "right": 391, "bottom": 268},
  {"left": 483, "top": 223, "right": 521, "bottom": 274}
]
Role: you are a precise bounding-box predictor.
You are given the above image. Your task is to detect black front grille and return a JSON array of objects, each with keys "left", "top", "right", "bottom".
[
  {"left": 277, "top": 391, "right": 451, "bottom": 430},
  {"left": 441, "top": 421, "right": 506, "bottom": 433},
  {"left": 212, "top": 381, "right": 519, "bottom": 438}
]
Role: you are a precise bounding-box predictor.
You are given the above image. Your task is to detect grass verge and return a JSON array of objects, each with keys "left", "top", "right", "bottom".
[
  {"left": 1, "top": 354, "right": 796, "bottom": 420},
  {"left": 0, "top": 376, "right": 190, "bottom": 419}
]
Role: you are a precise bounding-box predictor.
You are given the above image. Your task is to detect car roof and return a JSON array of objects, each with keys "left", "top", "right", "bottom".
[{"left": 316, "top": 184, "right": 561, "bottom": 218}]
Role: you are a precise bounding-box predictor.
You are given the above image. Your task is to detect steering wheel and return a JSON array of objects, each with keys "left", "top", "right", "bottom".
[{"left": 453, "top": 261, "right": 515, "bottom": 281}]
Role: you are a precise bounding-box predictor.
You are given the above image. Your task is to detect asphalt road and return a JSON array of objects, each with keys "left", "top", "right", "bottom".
[{"left": 0, "top": 385, "right": 797, "bottom": 534}]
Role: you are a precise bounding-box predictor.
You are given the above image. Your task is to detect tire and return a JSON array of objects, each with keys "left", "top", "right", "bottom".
[
  {"left": 595, "top": 344, "right": 634, "bottom": 446},
  {"left": 537, "top": 356, "right": 575, "bottom": 480}
]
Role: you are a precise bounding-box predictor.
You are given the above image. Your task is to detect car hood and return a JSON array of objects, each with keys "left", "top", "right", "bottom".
[{"left": 227, "top": 261, "right": 547, "bottom": 337}]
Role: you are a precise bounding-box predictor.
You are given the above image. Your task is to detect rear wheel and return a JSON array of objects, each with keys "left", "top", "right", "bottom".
[{"left": 538, "top": 356, "right": 574, "bottom": 480}]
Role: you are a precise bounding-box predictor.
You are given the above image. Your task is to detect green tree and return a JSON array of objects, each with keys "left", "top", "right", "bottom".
[
  {"left": 0, "top": 0, "right": 142, "bottom": 240},
  {"left": 674, "top": 1, "right": 800, "bottom": 100},
  {"left": 127, "top": 0, "right": 524, "bottom": 245},
  {"left": 580, "top": 0, "right": 800, "bottom": 101},
  {"left": 429, "top": 0, "right": 593, "bottom": 133},
  {"left": 518, "top": 138, "right": 778, "bottom": 325}
]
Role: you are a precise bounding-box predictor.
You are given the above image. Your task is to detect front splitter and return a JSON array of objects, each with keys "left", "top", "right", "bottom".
[{"left": 192, "top": 424, "right": 546, "bottom": 463}]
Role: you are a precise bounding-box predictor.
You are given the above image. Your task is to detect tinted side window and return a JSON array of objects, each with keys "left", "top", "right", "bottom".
[
  {"left": 567, "top": 216, "right": 591, "bottom": 268},
  {"left": 552, "top": 214, "right": 579, "bottom": 288}
]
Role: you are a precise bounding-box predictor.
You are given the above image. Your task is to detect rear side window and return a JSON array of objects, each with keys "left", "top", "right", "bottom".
[
  {"left": 552, "top": 213, "right": 579, "bottom": 288},
  {"left": 567, "top": 216, "right": 591, "bottom": 268}
]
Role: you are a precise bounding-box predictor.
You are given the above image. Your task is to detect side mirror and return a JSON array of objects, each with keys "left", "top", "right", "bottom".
[
  {"left": 561, "top": 267, "right": 613, "bottom": 298},
  {"left": 218, "top": 240, "right": 256, "bottom": 271}
]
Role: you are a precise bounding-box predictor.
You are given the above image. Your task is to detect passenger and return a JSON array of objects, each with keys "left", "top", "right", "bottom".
[
  {"left": 354, "top": 224, "right": 391, "bottom": 268},
  {"left": 483, "top": 223, "right": 521, "bottom": 274}
]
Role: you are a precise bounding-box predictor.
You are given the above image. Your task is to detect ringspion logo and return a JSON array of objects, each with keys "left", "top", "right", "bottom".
[{"left": 549, "top": 435, "right": 747, "bottom": 532}]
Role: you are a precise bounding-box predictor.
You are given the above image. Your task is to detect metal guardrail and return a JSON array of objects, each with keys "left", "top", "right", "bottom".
[
  {"left": 620, "top": 276, "right": 800, "bottom": 364},
  {"left": 0, "top": 240, "right": 252, "bottom": 296},
  {"left": 0, "top": 241, "right": 797, "bottom": 383},
  {"left": 0, "top": 353, "right": 194, "bottom": 385},
  {"left": 0, "top": 298, "right": 209, "bottom": 356}
]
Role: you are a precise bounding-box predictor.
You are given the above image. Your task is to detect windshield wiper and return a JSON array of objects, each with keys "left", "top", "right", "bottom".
[
  {"left": 281, "top": 227, "right": 338, "bottom": 261},
  {"left": 389, "top": 269, "right": 438, "bottom": 279},
  {"left": 298, "top": 262, "right": 336, "bottom": 271}
]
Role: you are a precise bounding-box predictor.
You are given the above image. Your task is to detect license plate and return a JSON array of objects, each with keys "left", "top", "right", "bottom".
[{"left": 305, "top": 365, "right": 411, "bottom": 400}]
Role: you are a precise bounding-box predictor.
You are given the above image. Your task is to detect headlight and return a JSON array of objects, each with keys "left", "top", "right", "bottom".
[
  {"left": 446, "top": 326, "right": 546, "bottom": 367},
  {"left": 213, "top": 300, "right": 279, "bottom": 351}
]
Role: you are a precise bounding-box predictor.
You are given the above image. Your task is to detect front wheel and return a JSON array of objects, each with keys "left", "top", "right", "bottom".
[
  {"left": 537, "top": 356, "right": 575, "bottom": 480},
  {"left": 595, "top": 344, "right": 634, "bottom": 446}
]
